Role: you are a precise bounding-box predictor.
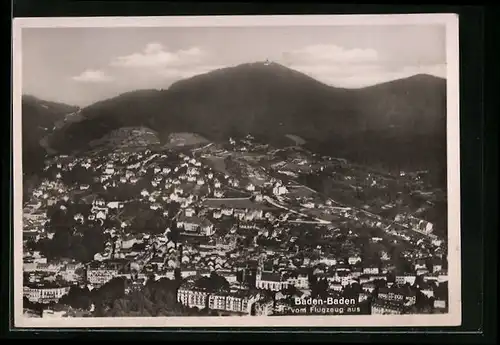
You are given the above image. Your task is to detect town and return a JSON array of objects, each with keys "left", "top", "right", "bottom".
[{"left": 22, "top": 131, "right": 449, "bottom": 318}]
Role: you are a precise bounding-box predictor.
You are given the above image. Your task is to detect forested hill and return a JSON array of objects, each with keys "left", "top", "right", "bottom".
[
  {"left": 41, "top": 62, "right": 446, "bottom": 183},
  {"left": 21, "top": 95, "right": 79, "bottom": 192}
]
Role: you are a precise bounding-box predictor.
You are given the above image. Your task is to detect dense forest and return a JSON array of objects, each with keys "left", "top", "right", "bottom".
[{"left": 21, "top": 96, "right": 79, "bottom": 199}]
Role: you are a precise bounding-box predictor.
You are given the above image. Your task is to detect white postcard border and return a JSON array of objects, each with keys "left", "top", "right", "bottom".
[{"left": 12, "top": 13, "right": 461, "bottom": 328}]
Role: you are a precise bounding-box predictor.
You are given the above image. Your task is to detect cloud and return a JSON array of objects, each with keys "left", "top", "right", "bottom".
[
  {"left": 72, "top": 69, "right": 113, "bottom": 83},
  {"left": 108, "top": 42, "right": 220, "bottom": 84},
  {"left": 288, "top": 63, "right": 446, "bottom": 88},
  {"left": 286, "top": 44, "right": 379, "bottom": 65},
  {"left": 281, "top": 44, "right": 445, "bottom": 88},
  {"left": 110, "top": 42, "right": 206, "bottom": 68}
]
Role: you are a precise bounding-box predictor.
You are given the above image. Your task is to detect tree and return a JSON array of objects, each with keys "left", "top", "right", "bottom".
[
  {"left": 174, "top": 268, "right": 182, "bottom": 282},
  {"left": 37, "top": 214, "right": 107, "bottom": 262},
  {"left": 196, "top": 273, "right": 229, "bottom": 291},
  {"left": 144, "top": 211, "right": 169, "bottom": 234},
  {"left": 91, "top": 277, "right": 126, "bottom": 308},
  {"left": 211, "top": 272, "right": 230, "bottom": 291},
  {"left": 313, "top": 278, "right": 329, "bottom": 299},
  {"left": 23, "top": 297, "right": 44, "bottom": 316},
  {"left": 168, "top": 220, "right": 181, "bottom": 247},
  {"left": 59, "top": 286, "right": 92, "bottom": 310},
  {"left": 93, "top": 302, "right": 106, "bottom": 317},
  {"left": 195, "top": 273, "right": 230, "bottom": 293},
  {"left": 80, "top": 225, "right": 107, "bottom": 261},
  {"left": 110, "top": 299, "right": 129, "bottom": 317},
  {"left": 62, "top": 165, "right": 94, "bottom": 186},
  {"left": 168, "top": 202, "right": 181, "bottom": 217},
  {"left": 307, "top": 267, "right": 317, "bottom": 286},
  {"left": 72, "top": 244, "right": 88, "bottom": 263},
  {"left": 343, "top": 283, "right": 362, "bottom": 299},
  {"left": 235, "top": 270, "right": 245, "bottom": 284},
  {"left": 146, "top": 273, "right": 156, "bottom": 285},
  {"left": 103, "top": 277, "right": 184, "bottom": 317},
  {"left": 25, "top": 238, "right": 38, "bottom": 251},
  {"left": 282, "top": 284, "right": 301, "bottom": 299},
  {"left": 395, "top": 257, "right": 412, "bottom": 274}
]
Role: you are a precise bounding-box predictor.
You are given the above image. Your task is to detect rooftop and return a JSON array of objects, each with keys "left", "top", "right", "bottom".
[
  {"left": 259, "top": 271, "right": 283, "bottom": 282},
  {"left": 371, "top": 298, "right": 408, "bottom": 311},
  {"left": 24, "top": 282, "right": 70, "bottom": 289},
  {"left": 202, "top": 198, "right": 274, "bottom": 210}
]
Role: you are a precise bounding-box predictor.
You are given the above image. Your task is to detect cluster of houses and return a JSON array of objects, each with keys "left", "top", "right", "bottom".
[
  {"left": 394, "top": 213, "right": 435, "bottom": 236},
  {"left": 177, "top": 207, "right": 215, "bottom": 236},
  {"left": 23, "top": 254, "right": 84, "bottom": 304},
  {"left": 23, "top": 179, "right": 71, "bottom": 242},
  {"left": 174, "top": 252, "right": 449, "bottom": 315},
  {"left": 22, "top": 138, "right": 448, "bottom": 316}
]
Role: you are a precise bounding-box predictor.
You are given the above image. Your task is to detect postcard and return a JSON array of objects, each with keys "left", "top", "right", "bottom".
[{"left": 12, "top": 13, "right": 460, "bottom": 328}]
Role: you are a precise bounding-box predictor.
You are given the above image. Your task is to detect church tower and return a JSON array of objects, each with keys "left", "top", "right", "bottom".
[
  {"left": 256, "top": 256, "right": 263, "bottom": 282},
  {"left": 177, "top": 244, "right": 183, "bottom": 268}
]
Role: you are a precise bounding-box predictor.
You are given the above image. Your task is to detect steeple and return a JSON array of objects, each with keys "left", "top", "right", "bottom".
[{"left": 257, "top": 255, "right": 266, "bottom": 275}]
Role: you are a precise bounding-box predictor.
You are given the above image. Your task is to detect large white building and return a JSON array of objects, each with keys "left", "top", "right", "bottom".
[
  {"left": 23, "top": 284, "right": 71, "bottom": 304},
  {"left": 285, "top": 274, "right": 309, "bottom": 290},
  {"left": 177, "top": 211, "right": 215, "bottom": 236},
  {"left": 86, "top": 267, "right": 119, "bottom": 286},
  {"left": 85, "top": 260, "right": 127, "bottom": 286},
  {"left": 208, "top": 290, "right": 260, "bottom": 314},
  {"left": 177, "top": 281, "right": 260, "bottom": 315},
  {"left": 177, "top": 284, "right": 210, "bottom": 309},
  {"left": 256, "top": 262, "right": 288, "bottom": 291},
  {"left": 371, "top": 299, "right": 406, "bottom": 315}
]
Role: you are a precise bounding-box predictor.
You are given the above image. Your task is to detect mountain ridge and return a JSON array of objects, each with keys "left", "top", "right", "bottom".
[
  {"left": 23, "top": 62, "right": 447, "bottom": 186},
  {"left": 21, "top": 96, "right": 80, "bottom": 198}
]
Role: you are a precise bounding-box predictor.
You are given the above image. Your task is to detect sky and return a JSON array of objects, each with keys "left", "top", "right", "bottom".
[{"left": 22, "top": 25, "right": 446, "bottom": 107}]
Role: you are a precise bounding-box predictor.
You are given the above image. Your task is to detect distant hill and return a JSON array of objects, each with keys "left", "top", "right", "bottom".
[
  {"left": 307, "top": 73, "right": 447, "bottom": 184},
  {"left": 44, "top": 62, "right": 447, "bottom": 185},
  {"left": 21, "top": 95, "right": 79, "bottom": 181}
]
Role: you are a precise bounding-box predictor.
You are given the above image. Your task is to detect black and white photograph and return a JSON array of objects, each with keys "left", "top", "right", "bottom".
[{"left": 13, "top": 14, "right": 461, "bottom": 328}]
